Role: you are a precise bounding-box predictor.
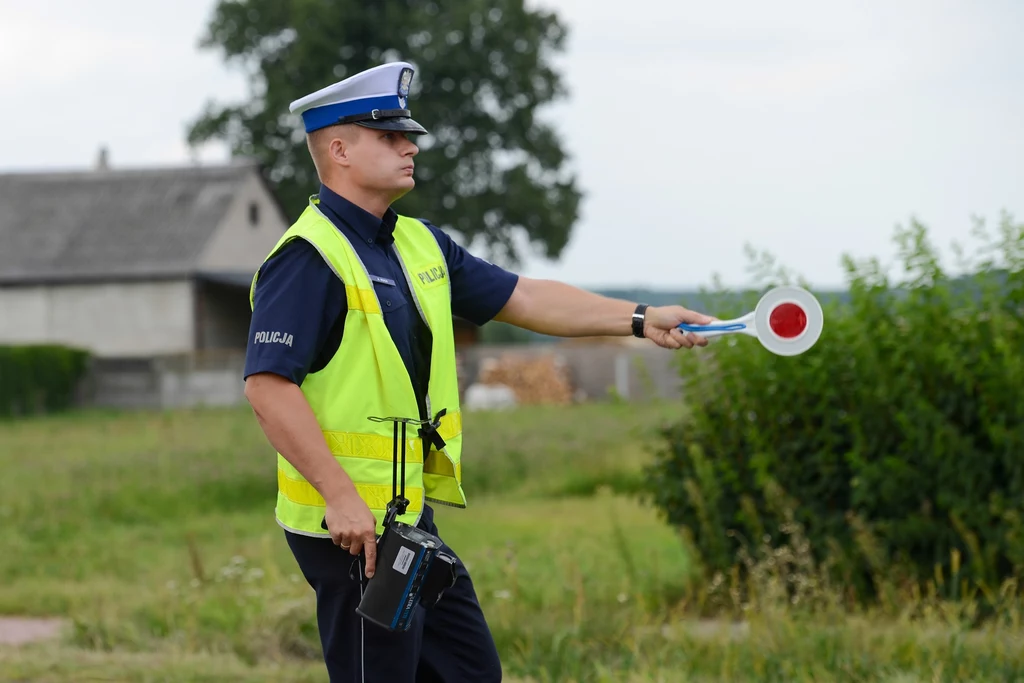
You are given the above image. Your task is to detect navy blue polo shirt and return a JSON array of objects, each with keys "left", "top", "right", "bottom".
[{"left": 244, "top": 184, "right": 519, "bottom": 416}]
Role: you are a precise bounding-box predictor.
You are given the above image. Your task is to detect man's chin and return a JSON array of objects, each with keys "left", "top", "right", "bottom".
[{"left": 388, "top": 180, "right": 415, "bottom": 203}]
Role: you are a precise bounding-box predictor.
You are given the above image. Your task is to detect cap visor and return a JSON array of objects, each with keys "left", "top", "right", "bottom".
[{"left": 356, "top": 117, "right": 428, "bottom": 135}]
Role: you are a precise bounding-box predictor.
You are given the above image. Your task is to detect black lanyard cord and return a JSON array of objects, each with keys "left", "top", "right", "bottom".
[{"left": 390, "top": 418, "right": 408, "bottom": 512}]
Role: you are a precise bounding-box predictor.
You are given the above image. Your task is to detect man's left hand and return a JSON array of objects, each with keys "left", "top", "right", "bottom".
[{"left": 643, "top": 305, "right": 715, "bottom": 350}]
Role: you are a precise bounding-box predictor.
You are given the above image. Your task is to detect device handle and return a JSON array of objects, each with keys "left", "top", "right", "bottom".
[{"left": 678, "top": 313, "right": 755, "bottom": 338}]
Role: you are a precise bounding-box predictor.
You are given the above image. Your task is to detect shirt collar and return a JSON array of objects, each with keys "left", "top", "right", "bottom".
[{"left": 316, "top": 184, "right": 398, "bottom": 245}]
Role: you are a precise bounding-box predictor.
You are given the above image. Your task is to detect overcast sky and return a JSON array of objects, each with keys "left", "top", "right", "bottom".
[{"left": 1, "top": 0, "right": 1021, "bottom": 291}]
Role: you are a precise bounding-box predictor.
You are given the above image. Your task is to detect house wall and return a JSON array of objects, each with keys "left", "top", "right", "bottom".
[
  {"left": 83, "top": 351, "right": 247, "bottom": 409},
  {"left": 197, "top": 170, "right": 290, "bottom": 273},
  {"left": 0, "top": 280, "right": 194, "bottom": 357}
]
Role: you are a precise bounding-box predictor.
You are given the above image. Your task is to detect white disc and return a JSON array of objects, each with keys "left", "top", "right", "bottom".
[{"left": 752, "top": 286, "right": 823, "bottom": 356}]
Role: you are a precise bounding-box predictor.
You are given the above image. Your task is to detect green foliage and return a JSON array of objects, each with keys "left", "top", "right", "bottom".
[
  {"left": 1, "top": 403, "right": 1023, "bottom": 680},
  {"left": 187, "top": 0, "right": 581, "bottom": 267},
  {"left": 644, "top": 212, "right": 1024, "bottom": 604},
  {"left": 0, "top": 344, "right": 90, "bottom": 417}
]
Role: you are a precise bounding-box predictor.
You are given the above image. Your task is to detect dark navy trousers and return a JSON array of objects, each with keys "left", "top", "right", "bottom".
[{"left": 285, "top": 507, "right": 502, "bottom": 682}]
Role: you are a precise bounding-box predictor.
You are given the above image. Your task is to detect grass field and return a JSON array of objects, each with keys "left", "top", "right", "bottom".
[{"left": 1, "top": 401, "right": 1022, "bottom": 682}]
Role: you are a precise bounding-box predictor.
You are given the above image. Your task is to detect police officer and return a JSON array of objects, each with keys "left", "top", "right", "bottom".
[{"left": 243, "top": 61, "right": 713, "bottom": 683}]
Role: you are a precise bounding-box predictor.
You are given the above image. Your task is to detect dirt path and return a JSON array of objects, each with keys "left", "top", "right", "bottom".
[{"left": 0, "top": 617, "right": 65, "bottom": 646}]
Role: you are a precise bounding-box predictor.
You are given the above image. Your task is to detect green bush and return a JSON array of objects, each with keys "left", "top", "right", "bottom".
[
  {"left": 0, "top": 344, "right": 91, "bottom": 417},
  {"left": 643, "top": 213, "right": 1024, "bottom": 604}
]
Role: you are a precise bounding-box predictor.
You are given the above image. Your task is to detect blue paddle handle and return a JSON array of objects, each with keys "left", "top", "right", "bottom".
[{"left": 678, "top": 322, "right": 747, "bottom": 332}]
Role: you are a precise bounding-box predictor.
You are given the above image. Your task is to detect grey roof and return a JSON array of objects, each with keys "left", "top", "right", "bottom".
[{"left": 0, "top": 160, "right": 262, "bottom": 285}]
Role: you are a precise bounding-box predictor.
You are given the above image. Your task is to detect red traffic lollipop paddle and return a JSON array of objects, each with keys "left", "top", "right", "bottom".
[{"left": 677, "top": 286, "right": 824, "bottom": 356}]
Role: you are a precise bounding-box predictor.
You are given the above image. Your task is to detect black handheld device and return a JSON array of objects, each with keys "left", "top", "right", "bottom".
[
  {"left": 354, "top": 501, "right": 457, "bottom": 631},
  {"left": 322, "top": 412, "right": 458, "bottom": 632}
]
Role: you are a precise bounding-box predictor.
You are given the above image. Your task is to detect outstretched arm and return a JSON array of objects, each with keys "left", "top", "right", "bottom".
[{"left": 493, "top": 276, "right": 714, "bottom": 350}]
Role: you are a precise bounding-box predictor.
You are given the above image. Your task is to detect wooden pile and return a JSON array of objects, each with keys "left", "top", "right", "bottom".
[{"left": 476, "top": 353, "right": 574, "bottom": 405}]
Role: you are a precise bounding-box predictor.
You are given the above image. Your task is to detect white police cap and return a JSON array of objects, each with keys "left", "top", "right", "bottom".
[{"left": 289, "top": 61, "right": 426, "bottom": 135}]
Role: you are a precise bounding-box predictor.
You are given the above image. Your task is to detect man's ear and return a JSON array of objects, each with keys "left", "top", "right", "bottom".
[
  {"left": 328, "top": 126, "right": 361, "bottom": 168},
  {"left": 329, "top": 136, "right": 350, "bottom": 167}
]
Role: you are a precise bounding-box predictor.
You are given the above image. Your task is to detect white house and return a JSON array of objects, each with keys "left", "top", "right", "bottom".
[
  {"left": 0, "top": 157, "right": 291, "bottom": 407},
  {"left": 0, "top": 158, "right": 289, "bottom": 359}
]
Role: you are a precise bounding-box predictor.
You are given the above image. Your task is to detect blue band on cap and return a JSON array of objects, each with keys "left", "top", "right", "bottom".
[{"left": 301, "top": 95, "right": 404, "bottom": 133}]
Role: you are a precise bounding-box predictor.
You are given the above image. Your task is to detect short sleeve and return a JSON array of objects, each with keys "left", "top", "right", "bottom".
[
  {"left": 422, "top": 220, "right": 519, "bottom": 326},
  {"left": 243, "top": 239, "right": 346, "bottom": 385}
]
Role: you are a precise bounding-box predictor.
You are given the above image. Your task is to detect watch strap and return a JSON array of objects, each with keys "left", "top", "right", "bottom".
[{"left": 631, "top": 304, "right": 649, "bottom": 338}]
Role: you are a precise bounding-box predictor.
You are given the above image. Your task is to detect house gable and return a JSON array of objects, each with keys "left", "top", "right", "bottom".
[{"left": 196, "top": 169, "right": 291, "bottom": 278}]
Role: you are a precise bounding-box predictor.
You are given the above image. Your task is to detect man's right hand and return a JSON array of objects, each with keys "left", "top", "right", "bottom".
[
  {"left": 242, "top": 375, "right": 380, "bottom": 577},
  {"left": 324, "top": 490, "right": 379, "bottom": 578}
]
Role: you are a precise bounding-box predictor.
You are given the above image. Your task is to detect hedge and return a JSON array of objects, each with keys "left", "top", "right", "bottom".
[
  {"left": 0, "top": 344, "right": 92, "bottom": 417},
  {"left": 643, "top": 213, "right": 1024, "bottom": 602}
]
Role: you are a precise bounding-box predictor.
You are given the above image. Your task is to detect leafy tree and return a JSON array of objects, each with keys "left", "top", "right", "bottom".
[{"left": 187, "top": 0, "right": 582, "bottom": 267}]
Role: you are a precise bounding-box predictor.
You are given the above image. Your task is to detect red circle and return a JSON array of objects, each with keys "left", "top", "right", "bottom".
[{"left": 768, "top": 302, "right": 807, "bottom": 338}]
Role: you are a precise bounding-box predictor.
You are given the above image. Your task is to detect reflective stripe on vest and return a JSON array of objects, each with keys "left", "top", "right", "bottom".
[
  {"left": 275, "top": 410, "right": 464, "bottom": 507},
  {"left": 250, "top": 196, "right": 466, "bottom": 538}
]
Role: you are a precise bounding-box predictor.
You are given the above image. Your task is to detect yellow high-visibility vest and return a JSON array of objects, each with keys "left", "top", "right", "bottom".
[{"left": 249, "top": 196, "right": 466, "bottom": 537}]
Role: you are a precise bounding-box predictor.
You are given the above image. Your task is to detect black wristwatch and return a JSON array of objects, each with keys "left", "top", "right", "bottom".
[{"left": 631, "top": 304, "right": 649, "bottom": 338}]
